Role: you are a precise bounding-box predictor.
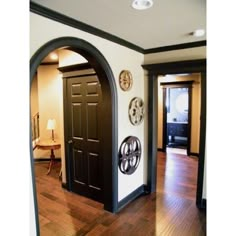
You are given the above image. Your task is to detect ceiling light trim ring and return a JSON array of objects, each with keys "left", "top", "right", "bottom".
[{"left": 132, "top": 0, "right": 154, "bottom": 10}]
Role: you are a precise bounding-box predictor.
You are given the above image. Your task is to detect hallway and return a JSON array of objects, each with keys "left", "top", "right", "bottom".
[
  {"left": 157, "top": 150, "right": 198, "bottom": 200},
  {"left": 34, "top": 151, "right": 205, "bottom": 235}
]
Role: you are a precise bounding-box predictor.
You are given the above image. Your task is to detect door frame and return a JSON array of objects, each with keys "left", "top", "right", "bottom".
[
  {"left": 30, "top": 37, "right": 119, "bottom": 234},
  {"left": 161, "top": 81, "right": 193, "bottom": 156},
  {"left": 142, "top": 59, "right": 206, "bottom": 208}
]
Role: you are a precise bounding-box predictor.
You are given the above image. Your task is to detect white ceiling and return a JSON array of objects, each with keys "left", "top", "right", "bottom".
[{"left": 31, "top": 0, "right": 206, "bottom": 50}]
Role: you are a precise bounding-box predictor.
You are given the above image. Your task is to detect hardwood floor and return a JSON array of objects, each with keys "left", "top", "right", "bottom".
[
  {"left": 34, "top": 152, "right": 206, "bottom": 236},
  {"left": 157, "top": 151, "right": 198, "bottom": 200}
]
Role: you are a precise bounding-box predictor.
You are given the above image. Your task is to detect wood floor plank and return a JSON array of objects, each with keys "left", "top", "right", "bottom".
[
  {"left": 38, "top": 214, "right": 50, "bottom": 227},
  {"left": 40, "top": 221, "right": 75, "bottom": 236},
  {"left": 85, "top": 224, "right": 108, "bottom": 236},
  {"left": 101, "top": 222, "right": 133, "bottom": 236},
  {"left": 34, "top": 150, "right": 206, "bottom": 235}
]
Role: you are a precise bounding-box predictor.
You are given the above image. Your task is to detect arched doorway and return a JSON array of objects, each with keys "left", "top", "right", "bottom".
[{"left": 30, "top": 37, "right": 118, "bottom": 234}]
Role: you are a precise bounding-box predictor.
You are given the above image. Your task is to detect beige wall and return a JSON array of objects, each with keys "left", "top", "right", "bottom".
[
  {"left": 30, "top": 74, "right": 39, "bottom": 118},
  {"left": 33, "top": 64, "right": 62, "bottom": 159},
  {"left": 59, "top": 49, "right": 87, "bottom": 66},
  {"left": 30, "top": 12, "right": 145, "bottom": 202},
  {"left": 157, "top": 74, "right": 201, "bottom": 154}
]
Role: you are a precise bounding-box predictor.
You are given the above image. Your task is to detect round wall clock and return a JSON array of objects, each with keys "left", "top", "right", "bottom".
[{"left": 119, "top": 70, "right": 133, "bottom": 91}]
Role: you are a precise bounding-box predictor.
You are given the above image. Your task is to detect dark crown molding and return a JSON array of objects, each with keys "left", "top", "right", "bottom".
[
  {"left": 40, "top": 62, "right": 58, "bottom": 66},
  {"left": 58, "top": 62, "right": 92, "bottom": 73},
  {"left": 142, "top": 59, "right": 206, "bottom": 74},
  {"left": 144, "top": 41, "right": 207, "bottom": 54},
  {"left": 30, "top": 1, "right": 206, "bottom": 55},
  {"left": 160, "top": 80, "right": 194, "bottom": 86},
  {"left": 30, "top": 2, "right": 143, "bottom": 53}
]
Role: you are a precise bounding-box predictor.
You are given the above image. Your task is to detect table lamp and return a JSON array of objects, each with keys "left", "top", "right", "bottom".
[{"left": 47, "top": 119, "right": 56, "bottom": 141}]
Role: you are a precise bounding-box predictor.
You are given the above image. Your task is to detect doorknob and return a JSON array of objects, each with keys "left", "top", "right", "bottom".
[{"left": 68, "top": 140, "right": 73, "bottom": 144}]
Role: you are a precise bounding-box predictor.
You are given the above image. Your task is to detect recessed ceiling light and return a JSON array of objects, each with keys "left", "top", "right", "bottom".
[
  {"left": 132, "top": 0, "right": 154, "bottom": 10},
  {"left": 193, "top": 29, "right": 205, "bottom": 37},
  {"left": 50, "top": 52, "right": 58, "bottom": 60}
]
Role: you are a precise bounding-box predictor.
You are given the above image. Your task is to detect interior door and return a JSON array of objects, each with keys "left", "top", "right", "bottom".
[{"left": 66, "top": 74, "right": 103, "bottom": 202}]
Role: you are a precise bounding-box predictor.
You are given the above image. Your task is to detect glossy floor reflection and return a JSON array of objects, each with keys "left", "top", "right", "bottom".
[{"left": 34, "top": 151, "right": 206, "bottom": 235}]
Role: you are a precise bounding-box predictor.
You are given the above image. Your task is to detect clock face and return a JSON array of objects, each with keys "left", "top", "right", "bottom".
[{"left": 119, "top": 70, "right": 133, "bottom": 91}]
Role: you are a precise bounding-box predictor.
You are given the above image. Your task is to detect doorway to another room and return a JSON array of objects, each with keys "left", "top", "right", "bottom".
[
  {"left": 161, "top": 81, "right": 193, "bottom": 156},
  {"left": 31, "top": 46, "right": 115, "bottom": 203},
  {"left": 142, "top": 59, "right": 206, "bottom": 208},
  {"left": 60, "top": 65, "right": 104, "bottom": 203},
  {"left": 165, "top": 87, "right": 189, "bottom": 155},
  {"left": 157, "top": 74, "right": 200, "bottom": 200},
  {"left": 30, "top": 37, "right": 118, "bottom": 235},
  {"left": 158, "top": 74, "right": 201, "bottom": 158}
]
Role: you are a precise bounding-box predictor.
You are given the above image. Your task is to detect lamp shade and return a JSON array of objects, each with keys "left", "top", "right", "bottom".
[{"left": 46, "top": 119, "right": 56, "bottom": 130}]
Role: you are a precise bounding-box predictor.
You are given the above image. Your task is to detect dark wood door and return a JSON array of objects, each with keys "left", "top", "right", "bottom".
[{"left": 66, "top": 75, "right": 103, "bottom": 202}]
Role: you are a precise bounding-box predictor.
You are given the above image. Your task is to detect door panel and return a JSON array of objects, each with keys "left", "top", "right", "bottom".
[
  {"left": 87, "top": 103, "right": 99, "bottom": 140},
  {"left": 66, "top": 75, "right": 103, "bottom": 202},
  {"left": 72, "top": 103, "right": 82, "bottom": 138},
  {"left": 73, "top": 149, "right": 86, "bottom": 185},
  {"left": 88, "top": 152, "right": 101, "bottom": 189}
]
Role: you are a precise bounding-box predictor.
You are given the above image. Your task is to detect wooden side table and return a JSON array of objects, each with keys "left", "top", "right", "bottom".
[{"left": 36, "top": 139, "right": 61, "bottom": 175}]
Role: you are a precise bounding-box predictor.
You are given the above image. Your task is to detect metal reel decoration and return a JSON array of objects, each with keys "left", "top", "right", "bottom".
[
  {"left": 129, "top": 97, "right": 145, "bottom": 125},
  {"left": 119, "top": 136, "right": 141, "bottom": 175},
  {"left": 119, "top": 70, "right": 133, "bottom": 91}
]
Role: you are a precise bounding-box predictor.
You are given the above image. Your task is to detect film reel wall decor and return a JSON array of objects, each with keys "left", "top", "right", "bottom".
[
  {"left": 119, "top": 70, "right": 133, "bottom": 91},
  {"left": 129, "top": 97, "right": 145, "bottom": 125},
  {"left": 119, "top": 136, "right": 141, "bottom": 175}
]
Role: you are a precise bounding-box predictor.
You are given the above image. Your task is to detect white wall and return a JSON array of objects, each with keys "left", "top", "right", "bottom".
[
  {"left": 30, "top": 12, "right": 207, "bottom": 235},
  {"left": 30, "top": 12, "right": 145, "bottom": 203},
  {"left": 30, "top": 173, "right": 37, "bottom": 236}
]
